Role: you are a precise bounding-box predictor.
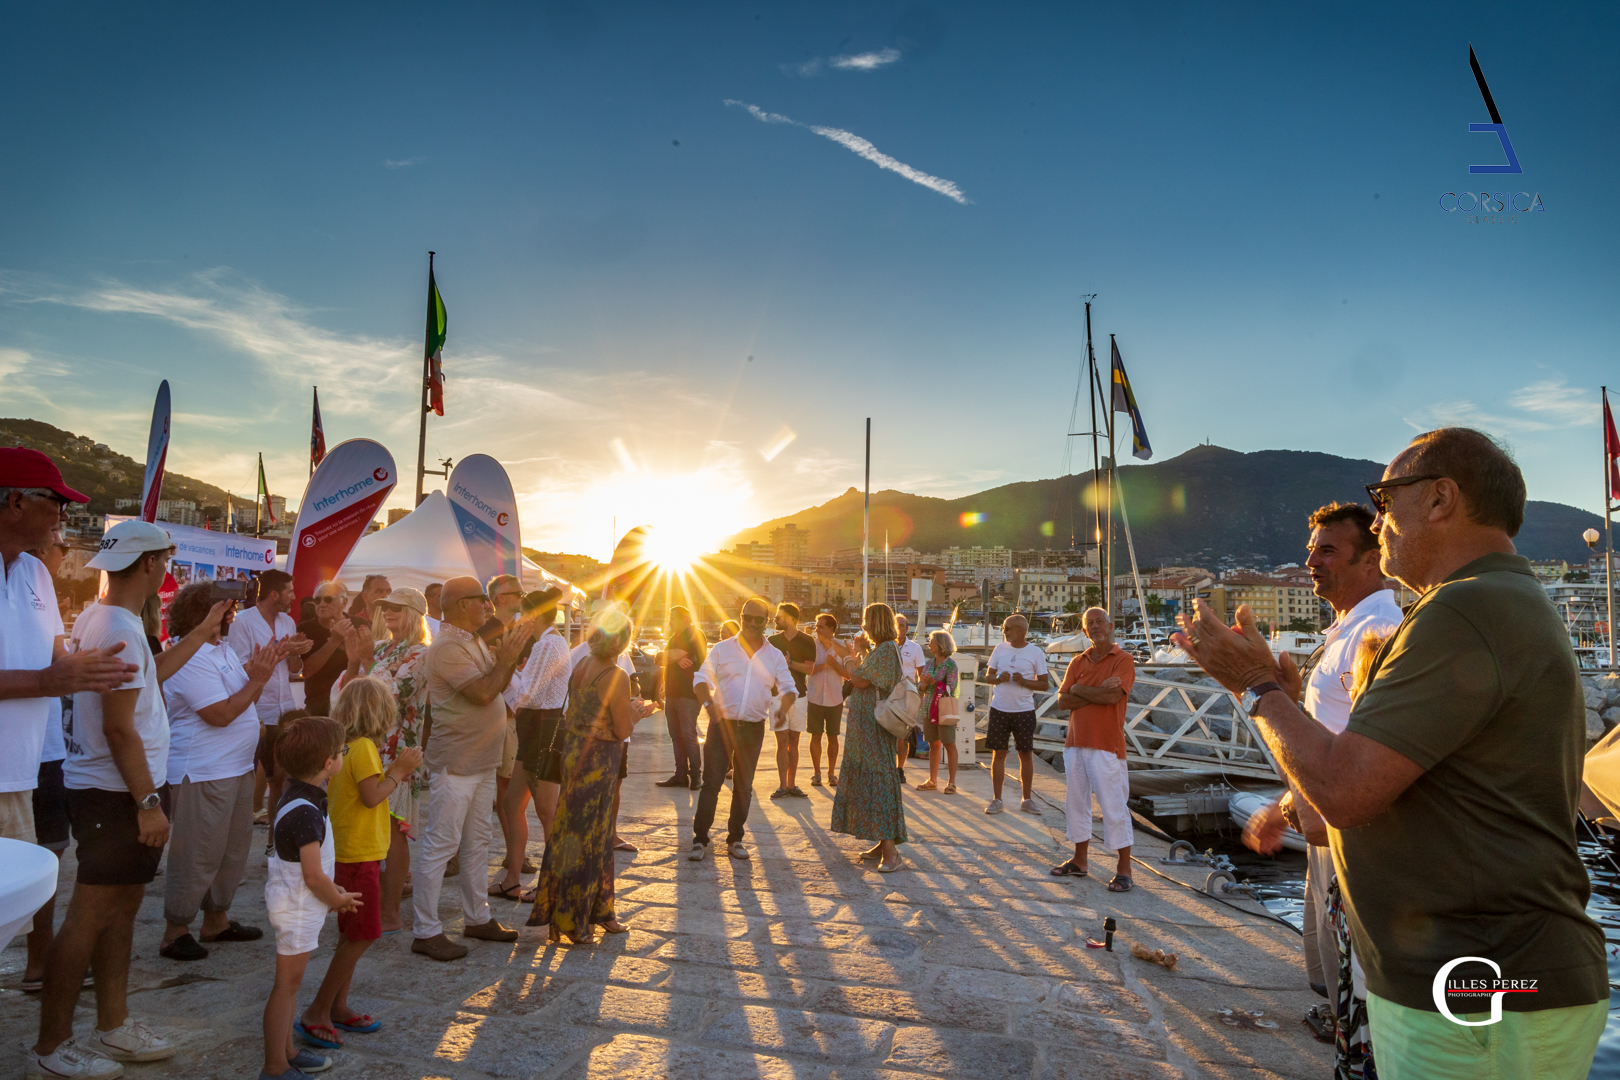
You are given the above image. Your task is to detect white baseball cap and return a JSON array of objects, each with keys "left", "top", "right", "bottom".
[{"left": 87, "top": 520, "right": 174, "bottom": 572}]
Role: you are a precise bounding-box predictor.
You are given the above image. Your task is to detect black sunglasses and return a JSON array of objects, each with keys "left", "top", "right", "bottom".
[
  {"left": 740, "top": 613, "right": 768, "bottom": 624},
  {"left": 1365, "top": 474, "right": 1441, "bottom": 514},
  {"left": 457, "top": 593, "right": 491, "bottom": 604}
]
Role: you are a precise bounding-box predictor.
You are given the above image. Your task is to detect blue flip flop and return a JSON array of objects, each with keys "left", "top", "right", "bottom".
[
  {"left": 334, "top": 1014, "right": 381, "bottom": 1033},
  {"left": 294, "top": 1020, "right": 343, "bottom": 1049}
]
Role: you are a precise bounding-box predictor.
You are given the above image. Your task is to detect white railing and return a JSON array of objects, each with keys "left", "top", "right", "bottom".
[{"left": 1026, "top": 671, "right": 1282, "bottom": 781}]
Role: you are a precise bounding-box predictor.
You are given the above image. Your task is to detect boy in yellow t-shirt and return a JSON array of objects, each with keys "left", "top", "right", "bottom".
[{"left": 297, "top": 678, "right": 421, "bottom": 1048}]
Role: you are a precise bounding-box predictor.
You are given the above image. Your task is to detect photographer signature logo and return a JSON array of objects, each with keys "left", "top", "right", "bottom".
[
  {"left": 1432, "top": 956, "right": 1539, "bottom": 1026},
  {"left": 1439, "top": 45, "right": 1546, "bottom": 221}
]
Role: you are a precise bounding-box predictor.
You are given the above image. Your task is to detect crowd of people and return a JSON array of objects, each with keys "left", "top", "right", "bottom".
[{"left": 2, "top": 425, "right": 1612, "bottom": 1080}]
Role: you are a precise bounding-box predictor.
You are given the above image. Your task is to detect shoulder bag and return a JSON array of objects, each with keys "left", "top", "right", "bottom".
[
  {"left": 527, "top": 708, "right": 564, "bottom": 785},
  {"left": 876, "top": 676, "right": 922, "bottom": 739}
]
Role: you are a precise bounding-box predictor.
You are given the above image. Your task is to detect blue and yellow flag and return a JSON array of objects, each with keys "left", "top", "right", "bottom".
[{"left": 1110, "top": 338, "right": 1152, "bottom": 461}]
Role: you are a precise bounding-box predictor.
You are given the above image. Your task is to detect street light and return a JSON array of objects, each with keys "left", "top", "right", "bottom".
[
  {"left": 1586, "top": 527, "right": 1614, "bottom": 670},
  {"left": 1585, "top": 528, "right": 1601, "bottom": 548}
]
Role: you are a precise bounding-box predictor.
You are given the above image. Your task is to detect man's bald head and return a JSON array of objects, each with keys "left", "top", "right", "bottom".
[
  {"left": 441, "top": 575, "right": 491, "bottom": 631},
  {"left": 1002, "top": 613, "right": 1028, "bottom": 646}
]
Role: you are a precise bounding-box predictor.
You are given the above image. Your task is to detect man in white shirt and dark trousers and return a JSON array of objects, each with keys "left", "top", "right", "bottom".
[
  {"left": 893, "top": 615, "right": 928, "bottom": 778},
  {"left": 30, "top": 520, "right": 229, "bottom": 1080},
  {"left": 1244, "top": 503, "right": 1403, "bottom": 1045},
  {"left": 227, "top": 569, "right": 311, "bottom": 832},
  {"left": 689, "top": 597, "right": 797, "bottom": 862},
  {"left": 984, "top": 614, "right": 1049, "bottom": 815}
]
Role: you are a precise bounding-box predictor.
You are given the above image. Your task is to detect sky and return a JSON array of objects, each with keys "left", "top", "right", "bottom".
[{"left": 1, "top": 2, "right": 1615, "bottom": 559}]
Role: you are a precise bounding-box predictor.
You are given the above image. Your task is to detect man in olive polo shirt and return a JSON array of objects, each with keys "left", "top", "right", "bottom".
[{"left": 1176, "top": 427, "right": 1606, "bottom": 1080}]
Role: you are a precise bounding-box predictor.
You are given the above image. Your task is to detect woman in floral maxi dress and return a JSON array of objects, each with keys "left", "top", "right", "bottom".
[
  {"left": 828, "top": 602, "right": 907, "bottom": 872},
  {"left": 342, "top": 588, "right": 430, "bottom": 933}
]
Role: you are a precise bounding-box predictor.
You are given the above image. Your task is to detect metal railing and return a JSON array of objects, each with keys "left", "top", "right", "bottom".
[{"left": 1021, "top": 670, "right": 1283, "bottom": 782}]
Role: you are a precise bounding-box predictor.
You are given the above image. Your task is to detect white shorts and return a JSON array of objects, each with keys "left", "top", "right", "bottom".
[
  {"left": 1062, "top": 746, "right": 1133, "bottom": 851},
  {"left": 771, "top": 697, "right": 808, "bottom": 733},
  {"left": 266, "top": 877, "right": 329, "bottom": 956}
]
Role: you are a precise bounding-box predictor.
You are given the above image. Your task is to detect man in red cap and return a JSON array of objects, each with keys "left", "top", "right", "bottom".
[{"left": 0, "top": 448, "right": 139, "bottom": 847}]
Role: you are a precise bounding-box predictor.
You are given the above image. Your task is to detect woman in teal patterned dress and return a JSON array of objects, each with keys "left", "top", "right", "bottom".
[
  {"left": 828, "top": 602, "right": 907, "bottom": 872},
  {"left": 526, "top": 613, "right": 637, "bottom": 944}
]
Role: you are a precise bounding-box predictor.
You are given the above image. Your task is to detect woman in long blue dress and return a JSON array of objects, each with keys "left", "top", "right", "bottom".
[{"left": 828, "top": 602, "right": 907, "bottom": 872}]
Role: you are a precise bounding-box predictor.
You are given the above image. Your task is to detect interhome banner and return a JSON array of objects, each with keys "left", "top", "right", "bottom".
[
  {"left": 287, "top": 439, "right": 397, "bottom": 598},
  {"left": 139, "top": 380, "right": 171, "bottom": 523},
  {"left": 447, "top": 454, "right": 521, "bottom": 586}
]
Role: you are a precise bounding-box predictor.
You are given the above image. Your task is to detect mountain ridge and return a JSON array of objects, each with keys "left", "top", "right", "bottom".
[{"left": 727, "top": 445, "right": 1604, "bottom": 566}]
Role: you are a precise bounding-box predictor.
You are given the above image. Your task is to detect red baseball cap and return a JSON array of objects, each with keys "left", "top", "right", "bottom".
[{"left": 0, "top": 447, "right": 90, "bottom": 503}]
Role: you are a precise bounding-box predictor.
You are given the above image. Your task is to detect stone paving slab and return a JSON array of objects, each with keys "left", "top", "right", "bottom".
[{"left": 5, "top": 709, "right": 1331, "bottom": 1079}]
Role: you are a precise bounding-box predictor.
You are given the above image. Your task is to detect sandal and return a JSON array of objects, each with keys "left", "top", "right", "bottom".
[
  {"left": 294, "top": 1020, "right": 343, "bottom": 1049},
  {"left": 810, "top": 774, "right": 823, "bottom": 786},
  {"left": 1107, "top": 874, "right": 1134, "bottom": 893},
  {"left": 519, "top": 885, "right": 539, "bottom": 904},
  {"left": 488, "top": 882, "right": 523, "bottom": 900},
  {"left": 1050, "top": 860, "right": 1088, "bottom": 878},
  {"left": 334, "top": 1014, "right": 381, "bottom": 1033},
  {"left": 613, "top": 840, "right": 638, "bottom": 852},
  {"left": 599, "top": 920, "right": 629, "bottom": 934},
  {"left": 943, "top": 783, "right": 957, "bottom": 794},
  {"left": 915, "top": 780, "right": 937, "bottom": 791},
  {"left": 828, "top": 773, "right": 838, "bottom": 788}
]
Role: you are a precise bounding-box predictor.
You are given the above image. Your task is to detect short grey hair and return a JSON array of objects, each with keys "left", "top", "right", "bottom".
[
  {"left": 313, "top": 580, "right": 348, "bottom": 599},
  {"left": 928, "top": 629, "right": 956, "bottom": 657},
  {"left": 1082, "top": 606, "right": 1113, "bottom": 627}
]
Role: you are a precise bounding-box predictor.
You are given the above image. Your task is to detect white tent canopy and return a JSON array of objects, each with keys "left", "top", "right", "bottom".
[{"left": 334, "top": 490, "right": 585, "bottom": 605}]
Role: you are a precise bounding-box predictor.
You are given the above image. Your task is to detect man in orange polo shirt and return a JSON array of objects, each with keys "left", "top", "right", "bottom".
[{"left": 1051, "top": 607, "right": 1136, "bottom": 891}]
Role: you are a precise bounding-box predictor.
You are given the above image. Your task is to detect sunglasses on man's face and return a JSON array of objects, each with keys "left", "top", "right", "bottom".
[
  {"left": 741, "top": 614, "right": 768, "bottom": 625},
  {"left": 1364, "top": 474, "right": 1441, "bottom": 515},
  {"left": 457, "top": 594, "right": 491, "bottom": 605}
]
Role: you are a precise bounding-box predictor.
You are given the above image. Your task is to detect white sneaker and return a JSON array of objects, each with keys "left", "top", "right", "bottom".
[
  {"left": 984, "top": 798, "right": 1004, "bottom": 815},
  {"left": 1021, "top": 798, "right": 1040, "bottom": 815},
  {"left": 91, "top": 1021, "right": 174, "bottom": 1063},
  {"left": 727, "top": 842, "right": 750, "bottom": 861},
  {"left": 26, "top": 1040, "right": 124, "bottom": 1080},
  {"left": 688, "top": 840, "right": 710, "bottom": 862}
]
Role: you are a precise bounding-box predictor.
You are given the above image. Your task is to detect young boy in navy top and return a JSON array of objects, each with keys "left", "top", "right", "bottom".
[{"left": 261, "top": 716, "right": 361, "bottom": 1080}]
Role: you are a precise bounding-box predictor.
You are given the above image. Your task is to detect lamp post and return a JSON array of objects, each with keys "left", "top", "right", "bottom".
[{"left": 1585, "top": 527, "right": 1613, "bottom": 670}]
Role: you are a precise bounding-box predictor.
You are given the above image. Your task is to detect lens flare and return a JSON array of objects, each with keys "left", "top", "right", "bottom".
[{"left": 960, "top": 511, "right": 987, "bottom": 527}]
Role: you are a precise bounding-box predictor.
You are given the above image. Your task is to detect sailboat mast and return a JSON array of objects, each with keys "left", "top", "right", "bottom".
[
  {"left": 1606, "top": 388, "right": 1616, "bottom": 670},
  {"left": 1085, "top": 301, "right": 1102, "bottom": 610}
]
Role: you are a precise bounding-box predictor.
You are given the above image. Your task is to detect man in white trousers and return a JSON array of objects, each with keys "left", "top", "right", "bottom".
[
  {"left": 1049, "top": 607, "right": 1136, "bottom": 893},
  {"left": 410, "top": 576, "right": 532, "bottom": 961}
]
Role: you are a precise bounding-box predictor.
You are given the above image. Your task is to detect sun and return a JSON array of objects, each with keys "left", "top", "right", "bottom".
[{"left": 638, "top": 522, "right": 712, "bottom": 576}]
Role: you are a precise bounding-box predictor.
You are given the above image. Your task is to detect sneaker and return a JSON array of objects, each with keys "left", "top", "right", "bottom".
[
  {"left": 26, "top": 1040, "right": 125, "bottom": 1080},
  {"left": 411, "top": 933, "right": 469, "bottom": 961},
  {"left": 984, "top": 798, "right": 1004, "bottom": 815},
  {"left": 654, "top": 776, "right": 687, "bottom": 788},
  {"left": 462, "top": 920, "right": 518, "bottom": 943},
  {"left": 786, "top": 787, "right": 809, "bottom": 798},
  {"left": 769, "top": 788, "right": 788, "bottom": 799},
  {"left": 1021, "top": 798, "right": 1040, "bottom": 815},
  {"left": 727, "top": 842, "right": 750, "bottom": 861},
  {"left": 91, "top": 1021, "right": 174, "bottom": 1063},
  {"left": 688, "top": 840, "right": 710, "bottom": 862},
  {"left": 289, "top": 1050, "right": 332, "bottom": 1074}
]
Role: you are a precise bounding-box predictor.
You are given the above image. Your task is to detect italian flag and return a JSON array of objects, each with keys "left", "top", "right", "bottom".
[{"left": 425, "top": 258, "right": 448, "bottom": 416}]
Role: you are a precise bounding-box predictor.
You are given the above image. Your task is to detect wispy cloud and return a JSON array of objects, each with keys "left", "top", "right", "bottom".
[
  {"left": 831, "top": 48, "right": 900, "bottom": 71},
  {"left": 383, "top": 157, "right": 424, "bottom": 169},
  {"left": 1509, "top": 379, "right": 1598, "bottom": 425},
  {"left": 783, "top": 46, "right": 900, "bottom": 77},
  {"left": 725, "top": 100, "right": 970, "bottom": 205},
  {"left": 1404, "top": 378, "right": 1600, "bottom": 435}
]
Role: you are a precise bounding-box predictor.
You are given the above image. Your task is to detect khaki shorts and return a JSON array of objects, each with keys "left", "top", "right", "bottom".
[
  {"left": 498, "top": 713, "right": 519, "bottom": 779},
  {"left": 0, "top": 789, "right": 36, "bottom": 843},
  {"left": 770, "top": 697, "right": 808, "bottom": 734}
]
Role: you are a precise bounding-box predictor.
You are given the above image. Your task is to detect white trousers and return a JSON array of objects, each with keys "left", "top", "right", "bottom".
[
  {"left": 1062, "top": 746, "right": 1133, "bottom": 850},
  {"left": 412, "top": 768, "right": 496, "bottom": 939}
]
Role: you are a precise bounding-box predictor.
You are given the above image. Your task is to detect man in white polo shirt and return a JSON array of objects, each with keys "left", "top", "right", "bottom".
[
  {"left": 1245, "top": 502, "right": 1402, "bottom": 1054},
  {"left": 984, "top": 614, "right": 1050, "bottom": 815},
  {"left": 893, "top": 614, "right": 928, "bottom": 777},
  {"left": 227, "top": 569, "right": 310, "bottom": 827},
  {"left": 689, "top": 597, "right": 796, "bottom": 863}
]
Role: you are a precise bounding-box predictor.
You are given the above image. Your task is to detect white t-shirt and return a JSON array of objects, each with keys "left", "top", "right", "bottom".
[
  {"left": 65, "top": 603, "right": 168, "bottom": 793},
  {"left": 41, "top": 697, "right": 66, "bottom": 764},
  {"left": 988, "top": 642, "right": 1050, "bottom": 713},
  {"left": 163, "top": 641, "right": 259, "bottom": 784},
  {"left": 0, "top": 553, "right": 64, "bottom": 792},
  {"left": 228, "top": 606, "right": 297, "bottom": 724},
  {"left": 424, "top": 615, "right": 441, "bottom": 641},
  {"left": 898, "top": 638, "right": 927, "bottom": 681},
  {"left": 1304, "top": 589, "right": 1405, "bottom": 735}
]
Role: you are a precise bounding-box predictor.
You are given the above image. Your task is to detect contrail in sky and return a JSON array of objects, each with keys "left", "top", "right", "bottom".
[{"left": 725, "top": 99, "right": 970, "bottom": 205}]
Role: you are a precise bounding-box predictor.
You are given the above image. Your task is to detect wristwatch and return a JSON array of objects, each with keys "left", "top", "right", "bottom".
[
  {"left": 1240, "top": 681, "right": 1285, "bottom": 713},
  {"left": 136, "top": 791, "right": 161, "bottom": 811}
]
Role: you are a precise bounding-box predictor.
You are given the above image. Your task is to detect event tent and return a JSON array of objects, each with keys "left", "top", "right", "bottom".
[{"left": 333, "top": 490, "right": 587, "bottom": 605}]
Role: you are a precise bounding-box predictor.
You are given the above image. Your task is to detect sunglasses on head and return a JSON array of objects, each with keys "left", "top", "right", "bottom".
[{"left": 1364, "top": 474, "right": 1441, "bottom": 514}]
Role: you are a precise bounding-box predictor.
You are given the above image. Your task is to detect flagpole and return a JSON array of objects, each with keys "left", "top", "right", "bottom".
[
  {"left": 255, "top": 453, "right": 263, "bottom": 538},
  {"left": 415, "top": 252, "right": 435, "bottom": 507},
  {"left": 1607, "top": 387, "right": 1616, "bottom": 670},
  {"left": 1105, "top": 334, "right": 1118, "bottom": 619},
  {"left": 1085, "top": 301, "right": 1102, "bottom": 595},
  {"left": 863, "top": 418, "right": 871, "bottom": 611}
]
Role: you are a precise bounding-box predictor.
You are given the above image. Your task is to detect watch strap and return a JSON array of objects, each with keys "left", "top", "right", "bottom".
[{"left": 1246, "top": 681, "right": 1285, "bottom": 700}]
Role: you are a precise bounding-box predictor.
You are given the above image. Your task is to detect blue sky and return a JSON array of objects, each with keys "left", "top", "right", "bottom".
[{"left": 1, "top": 2, "right": 1615, "bottom": 556}]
